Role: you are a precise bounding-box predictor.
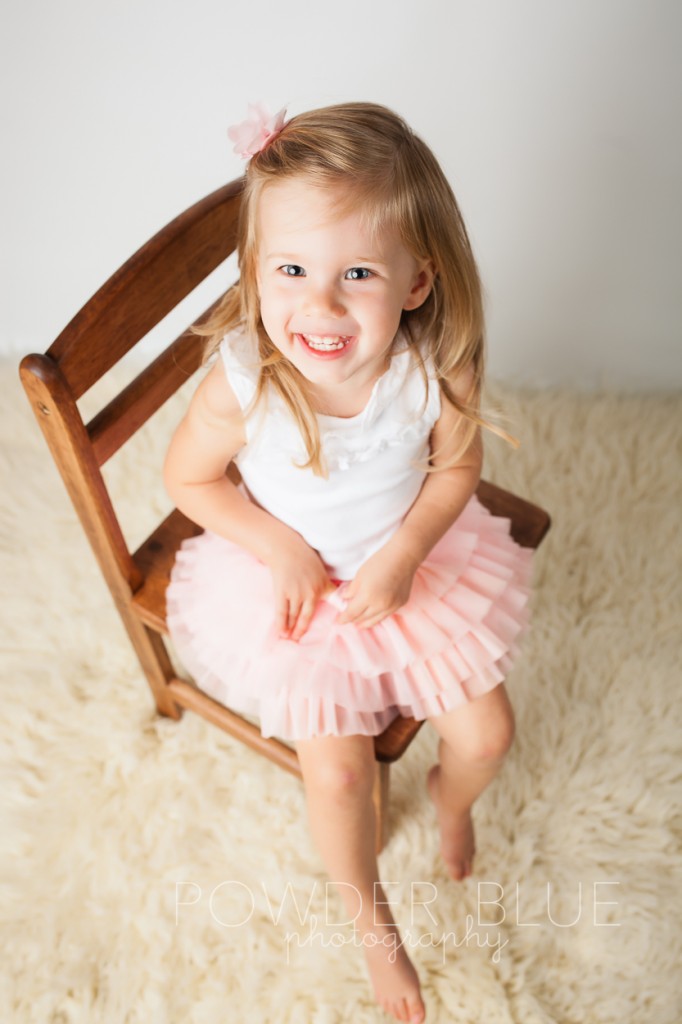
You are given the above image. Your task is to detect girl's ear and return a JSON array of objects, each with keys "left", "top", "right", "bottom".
[{"left": 403, "top": 260, "right": 436, "bottom": 311}]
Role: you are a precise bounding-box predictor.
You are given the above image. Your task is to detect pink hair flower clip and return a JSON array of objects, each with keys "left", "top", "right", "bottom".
[{"left": 227, "top": 103, "right": 288, "bottom": 159}]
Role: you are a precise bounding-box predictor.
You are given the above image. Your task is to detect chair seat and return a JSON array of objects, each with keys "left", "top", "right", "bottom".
[
  {"left": 131, "top": 509, "right": 202, "bottom": 632},
  {"left": 476, "top": 480, "right": 550, "bottom": 548}
]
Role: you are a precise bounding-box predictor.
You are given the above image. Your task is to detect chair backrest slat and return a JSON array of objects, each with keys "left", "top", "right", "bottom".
[
  {"left": 88, "top": 316, "right": 211, "bottom": 466},
  {"left": 48, "top": 180, "right": 242, "bottom": 400}
]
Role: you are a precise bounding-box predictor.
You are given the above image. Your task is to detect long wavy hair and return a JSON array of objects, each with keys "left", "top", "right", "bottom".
[{"left": 195, "top": 101, "right": 514, "bottom": 476}]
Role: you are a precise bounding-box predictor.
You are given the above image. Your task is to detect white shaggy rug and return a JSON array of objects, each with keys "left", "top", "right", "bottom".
[{"left": 1, "top": 357, "right": 680, "bottom": 1024}]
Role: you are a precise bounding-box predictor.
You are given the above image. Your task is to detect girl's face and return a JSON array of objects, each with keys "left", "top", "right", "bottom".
[{"left": 255, "top": 177, "right": 433, "bottom": 407}]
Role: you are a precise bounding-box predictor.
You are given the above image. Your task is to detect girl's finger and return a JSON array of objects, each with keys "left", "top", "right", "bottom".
[
  {"left": 276, "top": 600, "right": 290, "bottom": 636},
  {"left": 356, "top": 609, "right": 391, "bottom": 630},
  {"left": 280, "top": 599, "right": 301, "bottom": 636},
  {"left": 290, "top": 600, "right": 317, "bottom": 641},
  {"left": 338, "top": 599, "right": 370, "bottom": 625},
  {"left": 352, "top": 601, "right": 398, "bottom": 629}
]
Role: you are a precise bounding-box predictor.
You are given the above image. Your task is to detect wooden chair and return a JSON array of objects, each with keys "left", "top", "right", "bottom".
[{"left": 19, "top": 178, "right": 551, "bottom": 853}]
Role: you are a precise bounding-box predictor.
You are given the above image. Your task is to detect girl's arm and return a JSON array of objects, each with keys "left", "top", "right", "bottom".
[
  {"left": 387, "top": 391, "right": 482, "bottom": 566},
  {"left": 163, "top": 359, "right": 332, "bottom": 639},
  {"left": 338, "top": 376, "right": 482, "bottom": 629}
]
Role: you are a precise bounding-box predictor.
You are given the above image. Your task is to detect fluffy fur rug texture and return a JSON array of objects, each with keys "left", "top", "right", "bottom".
[{"left": 1, "top": 358, "right": 680, "bottom": 1024}]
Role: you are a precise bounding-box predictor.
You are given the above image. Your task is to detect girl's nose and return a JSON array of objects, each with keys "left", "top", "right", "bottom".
[{"left": 302, "top": 281, "right": 345, "bottom": 318}]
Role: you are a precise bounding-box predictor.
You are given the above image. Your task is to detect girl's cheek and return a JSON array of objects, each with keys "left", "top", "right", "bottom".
[{"left": 269, "top": 281, "right": 296, "bottom": 303}]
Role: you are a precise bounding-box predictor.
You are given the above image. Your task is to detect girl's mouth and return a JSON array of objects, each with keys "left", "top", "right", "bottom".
[{"left": 295, "top": 334, "right": 354, "bottom": 359}]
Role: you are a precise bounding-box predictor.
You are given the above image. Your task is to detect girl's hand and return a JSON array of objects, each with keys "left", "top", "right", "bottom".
[
  {"left": 267, "top": 528, "right": 334, "bottom": 641},
  {"left": 337, "top": 542, "right": 419, "bottom": 630}
]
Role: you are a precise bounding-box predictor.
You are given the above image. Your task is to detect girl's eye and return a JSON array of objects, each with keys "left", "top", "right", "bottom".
[
  {"left": 345, "top": 267, "right": 372, "bottom": 281},
  {"left": 280, "top": 264, "right": 305, "bottom": 277}
]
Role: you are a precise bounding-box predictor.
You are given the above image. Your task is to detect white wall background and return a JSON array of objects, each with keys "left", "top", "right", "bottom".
[{"left": 2, "top": 0, "right": 680, "bottom": 390}]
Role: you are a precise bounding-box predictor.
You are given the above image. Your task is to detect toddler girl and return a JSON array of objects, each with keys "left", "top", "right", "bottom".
[{"left": 164, "top": 102, "right": 532, "bottom": 1023}]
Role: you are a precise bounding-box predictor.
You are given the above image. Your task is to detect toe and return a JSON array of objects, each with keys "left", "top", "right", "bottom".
[
  {"left": 447, "top": 860, "right": 465, "bottom": 881},
  {"left": 409, "top": 999, "right": 426, "bottom": 1023}
]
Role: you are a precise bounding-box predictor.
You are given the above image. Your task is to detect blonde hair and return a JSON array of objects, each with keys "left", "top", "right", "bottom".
[{"left": 196, "top": 101, "right": 514, "bottom": 476}]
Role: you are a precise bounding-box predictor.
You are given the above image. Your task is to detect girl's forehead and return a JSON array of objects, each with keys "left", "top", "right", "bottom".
[
  {"left": 259, "top": 178, "right": 351, "bottom": 226},
  {"left": 256, "top": 178, "right": 397, "bottom": 248}
]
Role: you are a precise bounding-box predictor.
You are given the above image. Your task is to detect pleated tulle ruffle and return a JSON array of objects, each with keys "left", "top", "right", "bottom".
[{"left": 166, "top": 495, "right": 533, "bottom": 740}]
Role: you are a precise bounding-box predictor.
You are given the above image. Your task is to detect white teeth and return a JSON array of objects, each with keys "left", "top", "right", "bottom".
[{"left": 301, "top": 334, "right": 350, "bottom": 351}]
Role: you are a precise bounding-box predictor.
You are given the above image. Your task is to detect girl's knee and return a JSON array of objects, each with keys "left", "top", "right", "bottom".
[
  {"left": 474, "top": 705, "right": 515, "bottom": 762},
  {"left": 483, "top": 704, "right": 515, "bottom": 760},
  {"left": 307, "top": 760, "right": 375, "bottom": 801},
  {"left": 440, "top": 695, "right": 516, "bottom": 764},
  {"left": 296, "top": 738, "right": 376, "bottom": 801}
]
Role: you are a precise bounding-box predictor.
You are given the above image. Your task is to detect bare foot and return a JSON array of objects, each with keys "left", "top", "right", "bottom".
[
  {"left": 427, "top": 765, "right": 476, "bottom": 880},
  {"left": 358, "top": 902, "right": 425, "bottom": 1022}
]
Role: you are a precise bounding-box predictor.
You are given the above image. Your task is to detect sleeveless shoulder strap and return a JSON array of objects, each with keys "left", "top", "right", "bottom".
[{"left": 218, "top": 329, "right": 261, "bottom": 412}]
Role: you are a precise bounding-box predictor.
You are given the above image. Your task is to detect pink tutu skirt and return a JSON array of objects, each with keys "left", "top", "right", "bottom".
[{"left": 166, "top": 495, "right": 533, "bottom": 741}]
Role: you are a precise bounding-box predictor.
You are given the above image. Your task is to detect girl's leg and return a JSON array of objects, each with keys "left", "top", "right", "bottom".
[
  {"left": 426, "top": 683, "right": 515, "bottom": 880},
  {"left": 296, "top": 734, "right": 425, "bottom": 1023}
]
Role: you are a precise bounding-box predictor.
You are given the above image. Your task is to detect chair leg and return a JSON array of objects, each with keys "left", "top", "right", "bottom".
[
  {"left": 372, "top": 761, "right": 390, "bottom": 854},
  {"left": 123, "top": 616, "right": 182, "bottom": 720}
]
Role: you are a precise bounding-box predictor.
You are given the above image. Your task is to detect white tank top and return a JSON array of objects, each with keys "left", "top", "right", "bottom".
[{"left": 219, "top": 328, "right": 442, "bottom": 580}]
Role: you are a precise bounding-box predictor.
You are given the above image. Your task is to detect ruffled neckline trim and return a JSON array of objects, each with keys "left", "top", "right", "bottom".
[
  {"left": 317, "top": 341, "right": 438, "bottom": 471},
  {"left": 222, "top": 328, "right": 438, "bottom": 472}
]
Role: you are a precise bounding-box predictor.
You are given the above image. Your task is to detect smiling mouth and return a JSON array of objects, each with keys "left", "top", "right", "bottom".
[{"left": 298, "top": 333, "right": 352, "bottom": 352}]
